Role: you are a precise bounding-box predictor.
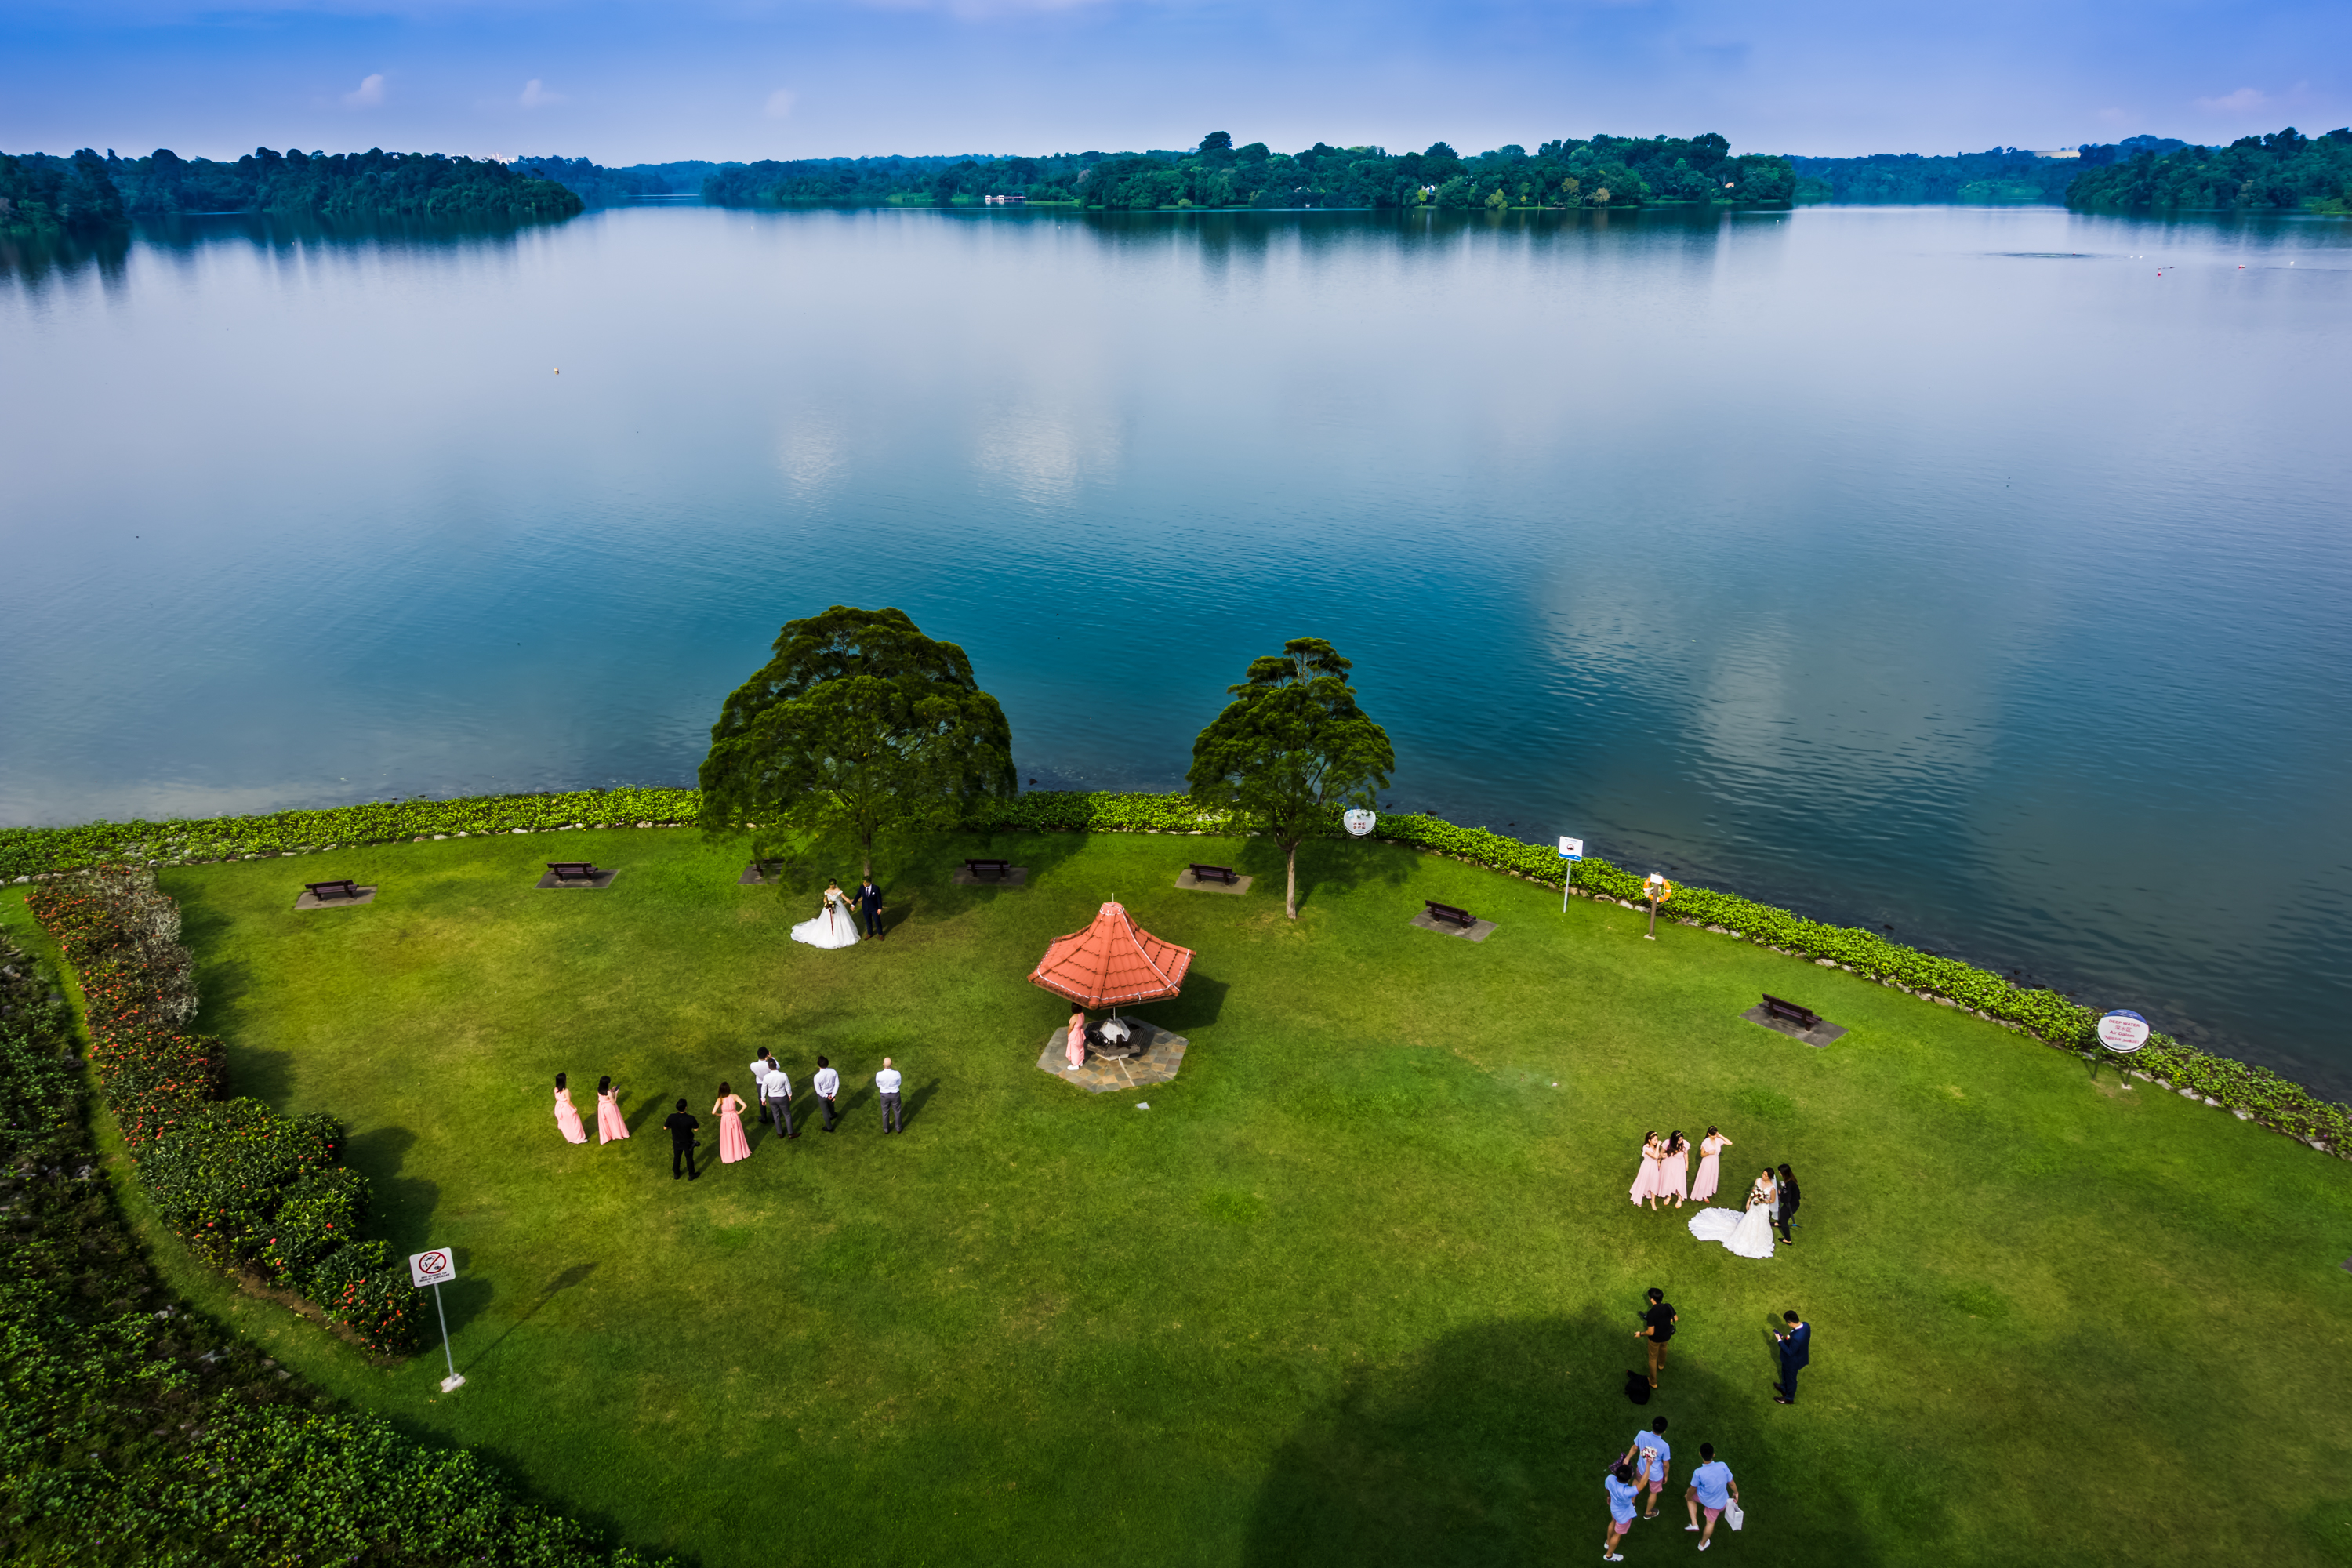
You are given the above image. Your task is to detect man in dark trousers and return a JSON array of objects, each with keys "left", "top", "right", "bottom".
[
  {"left": 664, "top": 1098, "right": 701, "bottom": 1181},
  {"left": 855, "top": 876, "right": 884, "bottom": 938},
  {"left": 1775, "top": 1163, "right": 1801, "bottom": 1244},
  {"left": 1773, "top": 1308, "right": 1811, "bottom": 1404},
  {"left": 1636, "top": 1287, "right": 1678, "bottom": 1389}
]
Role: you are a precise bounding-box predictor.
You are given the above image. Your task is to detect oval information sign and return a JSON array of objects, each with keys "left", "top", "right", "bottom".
[
  {"left": 408, "top": 1247, "right": 459, "bottom": 1288},
  {"left": 1342, "top": 809, "right": 1377, "bottom": 838},
  {"left": 2097, "top": 1010, "right": 2151, "bottom": 1054}
]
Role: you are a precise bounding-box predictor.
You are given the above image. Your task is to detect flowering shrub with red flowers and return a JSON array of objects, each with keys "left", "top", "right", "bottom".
[{"left": 29, "top": 865, "right": 426, "bottom": 1356}]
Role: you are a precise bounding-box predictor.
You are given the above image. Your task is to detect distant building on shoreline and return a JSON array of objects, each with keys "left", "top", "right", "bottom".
[{"left": 985, "top": 193, "right": 1027, "bottom": 205}]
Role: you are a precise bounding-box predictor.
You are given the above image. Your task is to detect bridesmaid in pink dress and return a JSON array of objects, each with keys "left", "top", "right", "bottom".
[
  {"left": 1659, "top": 1131, "right": 1691, "bottom": 1208},
  {"left": 1628, "top": 1131, "right": 1662, "bottom": 1207},
  {"left": 1690, "top": 1126, "right": 1731, "bottom": 1202},
  {"left": 714, "top": 1083, "right": 752, "bottom": 1165},
  {"left": 552, "top": 1073, "right": 588, "bottom": 1145},
  {"left": 594, "top": 1075, "right": 630, "bottom": 1145}
]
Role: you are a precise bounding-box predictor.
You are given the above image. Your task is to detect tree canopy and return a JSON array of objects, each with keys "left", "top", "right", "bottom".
[
  {"left": 1187, "top": 638, "right": 1395, "bottom": 920},
  {"left": 702, "top": 132, "right": 1795, "bottom": 211},
  {"left": 2066, "top": 127, "right": 2352, "bottom": 210},
  {"left": 698, "top": 607, "right": 1018, "bottom": 879},
  {"left": 0, "top": 147, "right": 583, "bottom": 230}
]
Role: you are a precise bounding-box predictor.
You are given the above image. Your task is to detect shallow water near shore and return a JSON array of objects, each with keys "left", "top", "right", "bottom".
[{"left": 2, "top": 203, "right": 2347, "bottom": 1091}]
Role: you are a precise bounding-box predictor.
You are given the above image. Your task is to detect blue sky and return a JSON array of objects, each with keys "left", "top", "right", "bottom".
[{"left": 2, "top": 0, "right": 2344, "bottom": 164}]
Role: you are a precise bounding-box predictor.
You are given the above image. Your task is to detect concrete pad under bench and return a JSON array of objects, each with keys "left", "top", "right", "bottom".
[
  {"left": 1175, "top": 869, "right": 1253, "bottom": 895},
  {"left": 739, "top": 862, "right": 782, "bottom": 886},
  {"left": 293, "top": 886, "right": 377, "bottom": 910},
  {"left": 536, "top": 869, "right": 619, "bottom": 890},
  {"left": 1410, "top": 909, "right": 1497, "bottom": 942},
  {"left": 1742, "top": 1004, "right": 1848, "bottom": 1047},
  {"left": 1036, "top": 1021, "right": 1188, "bottom": 1093},
  {"left": 952, "top": 866, "right": 1029, "bottom": 887}
]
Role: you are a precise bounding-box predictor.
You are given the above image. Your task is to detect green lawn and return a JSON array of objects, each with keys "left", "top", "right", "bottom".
[{"left": 9, "top": 828, "right": 2352, "bottom": 1567}]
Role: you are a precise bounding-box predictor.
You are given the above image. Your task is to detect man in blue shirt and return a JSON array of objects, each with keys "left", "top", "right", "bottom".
[
  {"left": 1622, "top": 1416, "right": 1671, "bottom": 1519},
  {"left": 1684, "top": 1443, "right": 1738, "bottom": 1551},
  {"left": 1602, "top": 1457, "right": 1639, "bottom": 1561}
]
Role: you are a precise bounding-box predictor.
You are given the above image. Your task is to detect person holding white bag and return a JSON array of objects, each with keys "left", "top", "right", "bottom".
[{"left": 1684, "top": 1443, "right": 1741, "bottom": 1550}]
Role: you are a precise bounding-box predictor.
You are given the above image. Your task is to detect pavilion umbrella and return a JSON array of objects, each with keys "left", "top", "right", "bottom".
[{"left": 1027, "top": 901, "right": 1194, "bottom": 1011}]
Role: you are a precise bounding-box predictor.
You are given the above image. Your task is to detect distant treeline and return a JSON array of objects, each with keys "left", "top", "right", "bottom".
[
  {"left": 508, "top": 157, "right": 739, "bottom": 205},
  {"left": 701, "top": 131, "right": 1796, "bottom": 210},
  {"left": 1790, "top": 136, "right": 2184, "bottom": 205},
  {"left": 0, "top": 147, "right": 581, "bottom": 232},
  {"left": 2067, "top": 127, "right": 2352, "bottom": 210}
]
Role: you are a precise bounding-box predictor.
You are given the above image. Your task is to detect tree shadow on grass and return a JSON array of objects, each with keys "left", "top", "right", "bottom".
[
  {"left": 342, "top": 1123, "right": 441, "bottom": 1258},
  {"left": 1143, "top": 971, "right": 1228, "bottom": 1035},
  {"left": 1229, "top": 837, "right": 1417, "bottom": 916},
  {"left": 1242, "top": 1308, "right": 1889, "bottom": 1567}
]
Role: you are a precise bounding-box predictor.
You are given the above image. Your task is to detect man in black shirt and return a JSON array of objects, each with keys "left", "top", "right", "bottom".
[
  {"left": 663, "top": 1098, "right": 701, "bottom": 1181},
  {"left": 1636, "top": 1287, "right": 1678, "bottom": 1388}
]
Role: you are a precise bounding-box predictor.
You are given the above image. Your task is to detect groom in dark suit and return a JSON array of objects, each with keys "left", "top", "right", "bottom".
[
  {"left": 1773, "top": 1309, "right": 1810, "bottom": 1404},
  {"left": 855, "top": 877, "right": 885, "bottom": 938}
]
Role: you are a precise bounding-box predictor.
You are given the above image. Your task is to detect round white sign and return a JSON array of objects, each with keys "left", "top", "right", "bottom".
[
  {"left": 2096, "top": 1010, "right": 2151, "bottom": 1054},
  {"left": 1342, "top": 809, "right": 1377, "bottom": 838}
]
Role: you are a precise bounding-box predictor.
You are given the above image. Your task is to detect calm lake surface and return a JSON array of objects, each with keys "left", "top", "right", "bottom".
[{"left": 3, "top": 204, "right": 2347, "bottom": 1091}]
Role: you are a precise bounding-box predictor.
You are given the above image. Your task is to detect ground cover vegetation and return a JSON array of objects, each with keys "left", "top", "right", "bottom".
[
  {"left": 24, "top": 867, "right": 430, "bottom": 1355},
  {"left": 2067, "top": 126, "right": 2352, "bottom": 210},
  {"left": 0, "top": 146, "right": 581, "bottom": 229},
  {"left": 6, "top": 828, "right": 2349, "bottom": 1565},
  {"left": 702, "top": 129, "right": 1796, "bottom": 210},
  {"left": 0, "top": 927, "right": 673, "bottom": 1565},
  {"left": 7, "top": 787, "right": 2344, "bottom": 1153}
]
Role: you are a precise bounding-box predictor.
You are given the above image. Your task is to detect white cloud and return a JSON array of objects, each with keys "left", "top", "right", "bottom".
[
  {"left": 519, "top": 78, "right": 566, "bottom": 108},
  {"left": 764, "top": 88, "right": 797, "bottom": 119},
  {"left": 2194, "top": 86, "right": 2268, "bottom": 114},
  {"left": 341, "top": 72, "right": 386, "bottom": 109}
]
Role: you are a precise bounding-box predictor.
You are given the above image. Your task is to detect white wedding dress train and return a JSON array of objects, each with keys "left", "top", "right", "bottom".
[
  {"left": 1687, "top": 1203, "right": 1777, "bottom": 1260},
  {"left": 790, "top": 891, "right": 862, "bottom": 949}
]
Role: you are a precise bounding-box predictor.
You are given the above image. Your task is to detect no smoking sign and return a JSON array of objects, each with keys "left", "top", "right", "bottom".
[{"left": 408, "top": 1248, "right": 459, "bottom": 1288}]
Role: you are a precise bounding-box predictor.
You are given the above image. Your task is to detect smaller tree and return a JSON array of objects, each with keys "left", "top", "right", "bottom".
[{"left": 1187, "top": 637, "right": 1395, "bottom": 920}]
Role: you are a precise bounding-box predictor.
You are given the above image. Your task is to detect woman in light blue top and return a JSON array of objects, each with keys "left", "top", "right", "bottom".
[{"left": 1602, "top": 1457, "right": 1639, "bottom": 1561}]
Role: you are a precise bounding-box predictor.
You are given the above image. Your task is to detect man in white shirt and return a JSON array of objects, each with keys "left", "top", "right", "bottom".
[
  {"left": 750, "top": 1047, "right": 775, "bottom": 1102},
  {"left": 813, "top": 1055, "right": 841, "bottom": 1132},
  {"left": 760, "top": 1063, "right": 797, "bottom": 1139},
  {"left": 875, "top": 1057, "right": 903, "bottom": 1133},
  {"left": 1685, "top": 1443, "right": 1738, "bottom": 1550}
]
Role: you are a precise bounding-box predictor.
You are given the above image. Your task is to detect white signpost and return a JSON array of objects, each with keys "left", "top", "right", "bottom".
[
  {"left": 409, "top": 1247, "right": 464, "bottom": 1392},
  {"left": 1558, "top": 837, "right": 1584, "bottom": 912},
  {"left": 1343, "top": 808, "right": 1377, "bottom": 838}
]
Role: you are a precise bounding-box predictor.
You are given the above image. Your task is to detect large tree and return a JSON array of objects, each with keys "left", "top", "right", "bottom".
[
  {"left": 1187, "top": 637, "right": 1396, "bottom": 920},
  {"left": 699, "top": 606, "right": 1017, "bottom": 879}
]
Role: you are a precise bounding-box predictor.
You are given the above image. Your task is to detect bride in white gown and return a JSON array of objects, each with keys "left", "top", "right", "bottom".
[
  {"left": 1686, "top": 1168, "right": 1777, "bottom": 1259},
  {"left": 790, "top": 880, "right": 862, "bottom": 949}
]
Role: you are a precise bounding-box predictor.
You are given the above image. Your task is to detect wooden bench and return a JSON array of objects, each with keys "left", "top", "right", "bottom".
[
  {"left": 547, "top": 862, "right": 601, "bottom": 884},
  {"left": 1188, "top": 863, "right": 1240, "bottom": 884},
  {"left": 304, "top": 879, "right": 362, "bottom": 902},
  {"left": 1425, "top": 901, "right": 1475, "bottom": 929},
  {"left": 964, "top": 858, "right": 1014, "bottom": 882},
  {"left": 1761, "top": 993, "right": 1824, "bottom": 1029}
]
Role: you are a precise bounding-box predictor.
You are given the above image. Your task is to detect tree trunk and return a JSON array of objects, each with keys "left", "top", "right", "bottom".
[{"left": 1285, "top": 838, "right": 1300, "bottom": 920}]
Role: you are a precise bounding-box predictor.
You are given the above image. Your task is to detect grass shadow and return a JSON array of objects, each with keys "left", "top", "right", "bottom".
[
  {"left": 903, "top": 1078, "right": 938, "bottom": 1127},
  {"left": 458, "top": 1261, "right": 598, "bottom": 1372},
  {"left": 1146, "top": 971, "right": 1229, "bottom": 1035},
  {"left": 1242, "top": 1308, "right": 1889, "bottom": 1566},
  {"left": 341, "top": 1123, "right": 441, "bottom": 1256}
]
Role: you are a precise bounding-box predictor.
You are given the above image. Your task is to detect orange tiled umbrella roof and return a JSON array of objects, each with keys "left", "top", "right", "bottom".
[{"left": 1027, "top": 902, "right": 1195, "bottom": 1009}]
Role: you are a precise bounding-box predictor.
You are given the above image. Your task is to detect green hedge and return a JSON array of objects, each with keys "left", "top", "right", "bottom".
[
  {"left": 27, "top": 869, "right": 428, "bottom": 1355},
  {"left": 0, "top": 933, "right": 673, "bottom": 1566},
  {"left": 7, "top": 788, "right": 2339, "bottom": 1153}
]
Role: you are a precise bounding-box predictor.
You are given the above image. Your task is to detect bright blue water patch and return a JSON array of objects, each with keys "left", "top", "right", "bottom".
[{"left": 2, "top": 205, "right": 2347, "bottom": 1091}]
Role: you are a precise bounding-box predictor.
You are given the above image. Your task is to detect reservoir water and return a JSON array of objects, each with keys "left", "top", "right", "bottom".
[{"left": 2, "top": 204, "right": 2347, "bottom": 1092}]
